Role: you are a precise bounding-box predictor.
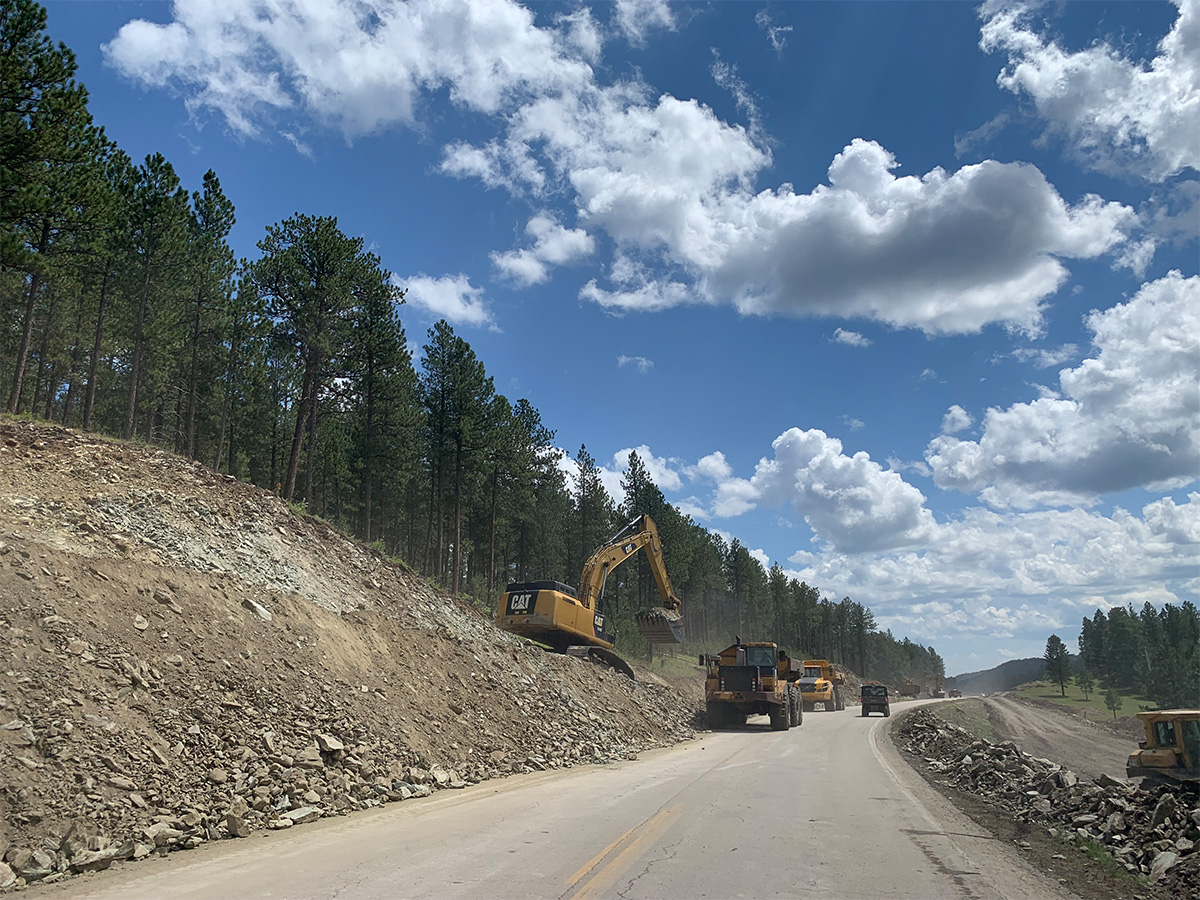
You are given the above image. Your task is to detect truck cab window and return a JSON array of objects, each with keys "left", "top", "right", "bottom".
[{"left": 747, "top": 648, "right": 775, "bottom": 668}]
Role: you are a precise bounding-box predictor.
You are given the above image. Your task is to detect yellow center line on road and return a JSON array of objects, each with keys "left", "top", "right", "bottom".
[
  {"left": 565, "top": 805, "right": 682, "bottom": 899},
  {"left": 566, "top": 822, "right": 643, "bottom": 886}
]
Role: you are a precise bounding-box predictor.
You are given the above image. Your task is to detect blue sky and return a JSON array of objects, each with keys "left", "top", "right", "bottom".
[{"left": 47, "top": 0, "right": 1198, "bottom": 676}]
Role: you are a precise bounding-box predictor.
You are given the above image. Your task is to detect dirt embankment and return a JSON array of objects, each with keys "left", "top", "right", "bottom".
[
  {"left": 0, "top": 420, "right": 701, "bottom": 888},
  {"left": 981, "top": 694, "right": 1140, "bottom": 783}
]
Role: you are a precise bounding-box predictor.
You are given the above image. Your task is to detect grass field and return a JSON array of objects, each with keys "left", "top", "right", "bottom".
[
  {"left": 641, "top": 646, "right": 706, "bottom": 679},
  {"left": 937, "top": 699, "right": 996, "bottom": 741},
  {"left": 1008, "top": 679, "right": 1146, "bottom": 722}
]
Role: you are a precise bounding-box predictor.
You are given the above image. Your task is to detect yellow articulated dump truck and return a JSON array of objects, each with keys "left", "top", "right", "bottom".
[
  {"left": 701, "top": 640, "right": 803, "bottom": 731},
  {"left": 798, "top": 659, "right": 845, "bottom": 712},
  {"left": 1126, "top": 709, "right": 1200, "bottom": 784}
]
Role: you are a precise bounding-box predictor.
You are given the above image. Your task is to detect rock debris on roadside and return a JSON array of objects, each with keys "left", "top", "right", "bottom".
[{"left": 896, "top": 708, "right": 1198, "bottom": 897}]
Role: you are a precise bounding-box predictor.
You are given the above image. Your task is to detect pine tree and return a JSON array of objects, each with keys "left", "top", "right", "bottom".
[
  {"left": 250, "top": 214, "right": 382, "bottom": 502},
  {"left": 1044, "top": 634, "right": 1072, "bottom": 697},
  {"left": 1076, "top": 668, "right": 1094, "bottom": 701},
  {"left": 1104, "top": 689, "right": 1123, "bottom": 720},
  {"left": 2, "top": 0, "right": 107, "bottom": 411},
  {"left": 180, "top": 169, "right": 235, "bottom": 458},
  {"left": 118, "top": 152, "right": 190, "bottom": 440}
]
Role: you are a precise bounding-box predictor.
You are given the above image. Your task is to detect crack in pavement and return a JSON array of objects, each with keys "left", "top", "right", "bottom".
[{"left": 616, "top": 835, "right": 686, "bottom": 900}]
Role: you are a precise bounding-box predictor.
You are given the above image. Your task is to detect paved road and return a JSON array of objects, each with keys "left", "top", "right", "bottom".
[{"left": 53, "top": 706, "right": 1076, "bottom": 900}]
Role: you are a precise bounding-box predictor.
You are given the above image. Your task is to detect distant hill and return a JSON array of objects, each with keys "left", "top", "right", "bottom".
[{"left": 949, "top": 658, "right": 1046, "bottom": 695}]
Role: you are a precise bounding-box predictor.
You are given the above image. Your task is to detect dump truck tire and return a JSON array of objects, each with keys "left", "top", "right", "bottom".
[
  {"left": 769, "top": 701, "right": 789, "bottom": 731},
  {"left": 706, "top": 701, "right": 727, "bottom": 730}
]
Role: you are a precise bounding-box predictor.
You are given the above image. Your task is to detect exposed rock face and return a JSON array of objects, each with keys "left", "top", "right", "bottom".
[
  {"left": 896, "top": 708, "right": 1199, "bottom": 895},
  {"left": 0, "top": 421, "right": 702, "bottom": 888}
]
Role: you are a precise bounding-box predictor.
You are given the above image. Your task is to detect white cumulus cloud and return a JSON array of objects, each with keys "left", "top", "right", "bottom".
[
  {"left": 492, "top": 213, "right": 595, "bottom": 286},
  {"left": 941, "top": 405, "right": 974, "bottom": 434},
  {"left": 400, "top": 273, "right": 493, "bottom": 327},
  {"left": 567, "top": 136, "right": 1137, "bottom": 334},
  {"left": 616, "top": 355, "right": 654, "bottom": 373},
  {"left": 833, "top": 328, "right": 871, "bottom": 348},
  {"left": 980, "top": 0, "right": 1200, "bottom": 181},
  {"left": 927, "top": 271, "right": 1200, "bottom": 508},
  {"left": 713, "top": 428, "right": 938, "bottom": 553},
  {"left": 103, "top": 0, "right": 595, "bottom": 138}
]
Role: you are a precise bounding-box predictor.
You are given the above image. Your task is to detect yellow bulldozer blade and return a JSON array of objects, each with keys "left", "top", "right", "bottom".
[{"left": 635, "top": 607, "right": 684, "bottom": 643}]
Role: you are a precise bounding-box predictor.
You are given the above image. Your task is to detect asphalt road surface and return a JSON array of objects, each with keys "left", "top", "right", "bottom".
[{"left": 52, "top": 704, "right": 1078, "bottom": 900}]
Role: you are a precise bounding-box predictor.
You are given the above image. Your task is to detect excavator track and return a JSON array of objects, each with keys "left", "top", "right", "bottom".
[
  {"left": 635, "top": 607, "right": 684, "bottom": 643},
  {"left": 565, "top": 645, "right": 637, "bottom": 679}
]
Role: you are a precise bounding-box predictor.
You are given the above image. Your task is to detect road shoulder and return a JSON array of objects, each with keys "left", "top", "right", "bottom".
[
  {"left": 872, "top": 707, "right": 1088, "bottom": 900},
  {"left": 881, "top": 706, "right": 1168, "bottom": 900}
]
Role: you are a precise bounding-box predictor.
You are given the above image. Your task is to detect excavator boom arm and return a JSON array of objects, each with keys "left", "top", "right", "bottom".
[
  {"left": 577, "top": 514, "right": 683, "bottom": 643},
  {"left": 576, "top": 515, "right": 674, "bottom": 610}
]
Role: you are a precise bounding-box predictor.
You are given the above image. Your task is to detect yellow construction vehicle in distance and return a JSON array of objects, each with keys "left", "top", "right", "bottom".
[
  {"left": 798, "top": 659, "right": 845, "bottom": 711},
  {"left": 495, "top": 514, "right": 683, "bottom": 677},
  {"left": 701, "top": 640, "right": 804, "bottom": 731},
  {"left": 1126, "top": 709, "right": 1200, "bottom": 784}
]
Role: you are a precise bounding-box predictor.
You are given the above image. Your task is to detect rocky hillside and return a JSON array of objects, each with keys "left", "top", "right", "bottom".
[{"left": 0, "top": 420, "right": 700, "bottom": 889}]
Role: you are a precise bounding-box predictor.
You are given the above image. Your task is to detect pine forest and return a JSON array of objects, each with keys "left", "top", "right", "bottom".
[{"left": 1, "top": 0, "right": 949, "bottom": 685}]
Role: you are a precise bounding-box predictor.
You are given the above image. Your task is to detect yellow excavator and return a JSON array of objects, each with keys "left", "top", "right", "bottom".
[{"left": 496, "top": 514, "right": 683, "bottom": 677}]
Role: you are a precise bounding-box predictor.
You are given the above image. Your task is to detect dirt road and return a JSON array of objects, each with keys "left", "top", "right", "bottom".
[
  {"left": 48, "top": 704, "right": 1075, "bottom": 900},
  {"left": 980, "top": 695, "right": 1133, "bottom": 782}
]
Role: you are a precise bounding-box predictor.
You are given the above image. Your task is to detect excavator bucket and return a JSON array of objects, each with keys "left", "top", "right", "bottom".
[{"left": 635, "top": 607, "right": 684, "bottom": 643}]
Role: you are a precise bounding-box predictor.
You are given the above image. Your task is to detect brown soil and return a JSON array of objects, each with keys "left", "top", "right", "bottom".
[
  {"left": 0, "top": 420, "right": 700, "bottom": 887},
  {"left": 982, "top": 694, "right": 1140, "bottom": 783}
]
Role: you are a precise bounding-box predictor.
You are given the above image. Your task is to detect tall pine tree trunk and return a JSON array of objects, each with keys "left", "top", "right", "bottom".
[
  {"left": 122, "top": 261, "right": 153, "bottom": 440},
  {"left": 283, "top": 359, "right": 314, "bottom": 501},
  {"left": 32, "top": 285, "right": 56, "bottom": 417},
  {"left": 452, "top": 440, "right": 463, "bottom": 594},
  {"left": 487, "top": 467, "right": 498, "bottom": 599},
  {"left": 61, "top": 281, "right": 88, "bottom": 425},
  {"left": 302, "top": 381, "right": 318, "bottom": 506},
  {"left": 362, "top": 361, "right": 375, "bottom": 543},
  {"left": 213, "top": 343, "right": 238, "bottom": 472},
  {"left": 8, "top": 219, "right": 51, "bottom": 413},
  {"left": 82, "top": 260, "right": 111, "bottom": 432},
  {"left": 184, "top": 289, "right": 202, "bottom": 458}
]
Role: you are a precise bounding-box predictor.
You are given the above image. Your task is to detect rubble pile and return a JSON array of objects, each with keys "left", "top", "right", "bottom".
[
  {"left": 896, "top": 708, "right": 1199, "bottom": 896},
  {"left": 0, "top": 421, "right": 701, "bottom": 889}
]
